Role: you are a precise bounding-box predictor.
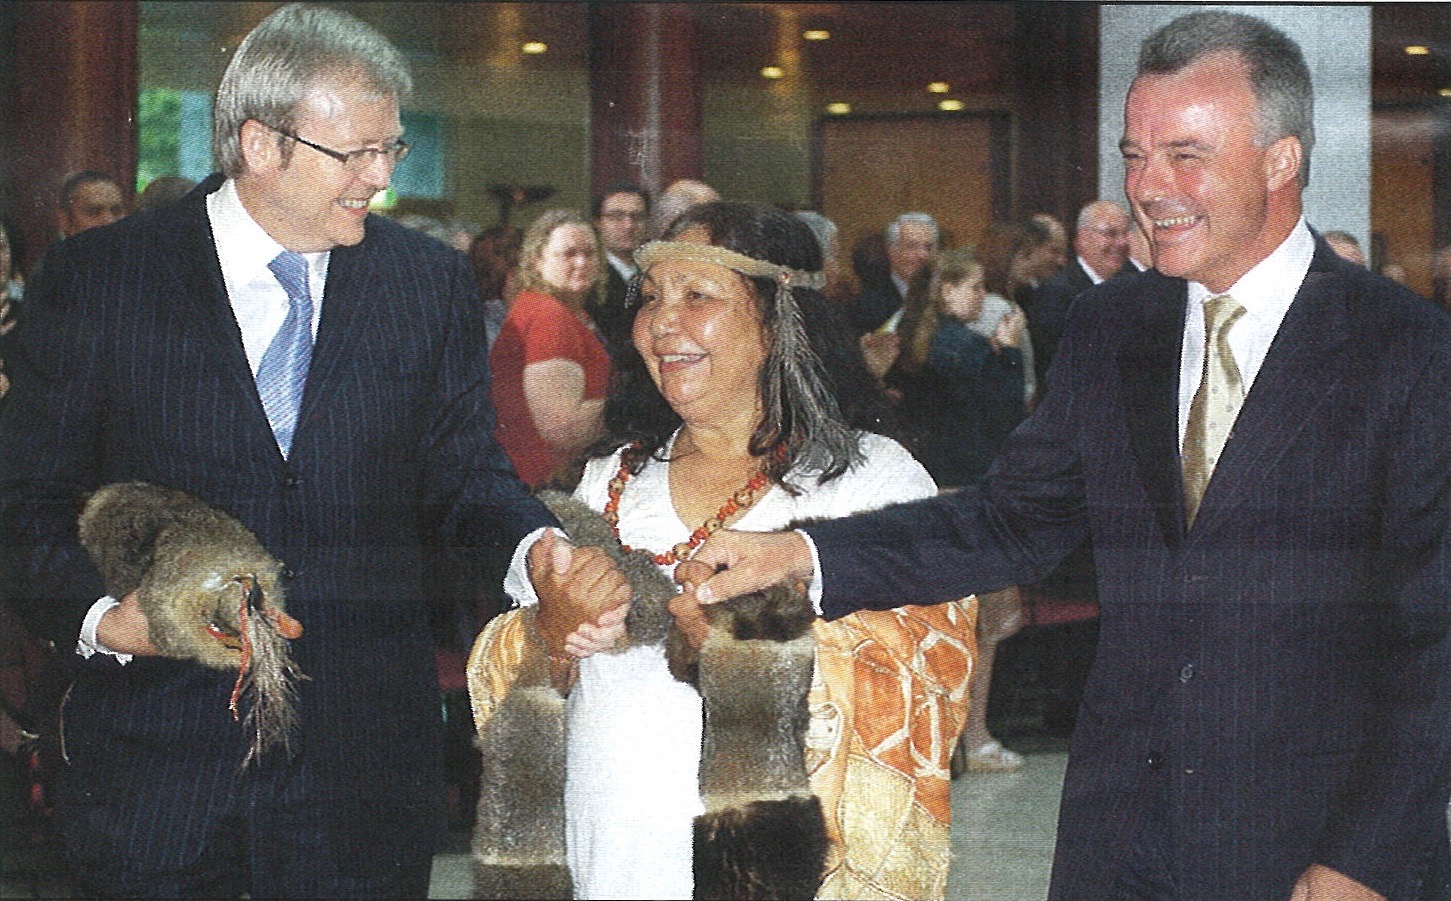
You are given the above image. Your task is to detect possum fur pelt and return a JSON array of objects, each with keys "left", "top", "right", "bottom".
[
  {"left": 77, "top": 481, "right": 306, "bottom": 767},
  {"left": 472, "top": 491, "right": 825, "bottom": 900}
]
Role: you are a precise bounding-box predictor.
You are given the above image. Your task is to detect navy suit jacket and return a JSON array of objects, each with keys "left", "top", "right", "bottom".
[
  {"left": 807, "top": 239, "right": 1451, "bottom": 899},
  {"left": 0, "top": 176, "right": 554, "bottom": 875}
]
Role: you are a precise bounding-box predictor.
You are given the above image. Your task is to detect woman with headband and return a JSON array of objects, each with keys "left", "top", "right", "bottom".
[{"left": 470, "top": 202, "right": 976, "bottom": 900}]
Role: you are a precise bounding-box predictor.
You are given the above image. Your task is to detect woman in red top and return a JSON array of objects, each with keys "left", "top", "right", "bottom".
[{"left": 490, "top": 210, "right": 612, "bottom": 487}]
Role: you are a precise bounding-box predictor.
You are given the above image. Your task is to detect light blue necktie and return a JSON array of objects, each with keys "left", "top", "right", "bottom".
[{"left": 257, "top": 251, "right": 314, "bottom": 457}]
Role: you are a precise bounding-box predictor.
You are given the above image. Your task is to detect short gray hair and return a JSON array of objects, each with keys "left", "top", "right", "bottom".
[
  {"left": 1138, "top": 11, "right": 1314, "bottom": 187},
  {"left": 885, "top": 212, "right": 939, "bottom": 247},
  {"left": 213, "top": 3, "right": 413, "bottom": 178}
]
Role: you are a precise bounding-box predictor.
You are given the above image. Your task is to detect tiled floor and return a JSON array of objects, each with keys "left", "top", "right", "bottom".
[{"left": 425, "top": 745, "right": 1068, "bottom": 900}]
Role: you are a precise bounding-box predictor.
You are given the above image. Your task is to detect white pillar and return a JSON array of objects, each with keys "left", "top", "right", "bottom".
[{"left": 1097, "top": 4, "right": 1372, "bottom": 250}]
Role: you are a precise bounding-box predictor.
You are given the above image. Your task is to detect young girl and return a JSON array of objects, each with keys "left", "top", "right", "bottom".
[{"left": 899, "top": 247, "right": 1027, "bottom": 489}]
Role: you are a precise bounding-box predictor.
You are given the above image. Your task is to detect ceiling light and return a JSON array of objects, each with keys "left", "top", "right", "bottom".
[
  {"left": 928, "top": 82, "right": 951, "bottom": 94},
  {"left": 803, "top": 30, "right": 830, "bottom": 41},
  {"left": 1406, "top": 45, "right": 1431, "bottom": 56},
  {"left": 1440, "top": 88, "right": 1451, "bottom": 98},
  {"left": 938, "top": 99, "right": 965, "bottom": 112},
  {"left": 826, "top": 102, "right": 851, "bottom": 115},
  {"left": 761, "top": 66, "right": 785, "bottom": 79},
  {"left": 521, "top": 41, "right": 548, "bottom": 54}
]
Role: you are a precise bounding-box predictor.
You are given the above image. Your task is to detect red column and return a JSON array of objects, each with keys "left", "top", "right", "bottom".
[
  {"left": 4, "top": 0, "right": 138, "bottom": 272},
  {"left": 588, "top": 3, "right": 704, "bottom": 199}
]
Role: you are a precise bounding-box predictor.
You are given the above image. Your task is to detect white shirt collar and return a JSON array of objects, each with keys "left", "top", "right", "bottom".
[
  {"left": 1078, "top": 255, "right": 1106, "bottom": 285},
  {"left": 1186, "top": 217, "right": 1313, "bottom": 328},
  {"left": 207, "top": 179, "right": 329, "bottom": 297},
  {"left": 607, "top": 252, "right": 636, "bottom": 280}
]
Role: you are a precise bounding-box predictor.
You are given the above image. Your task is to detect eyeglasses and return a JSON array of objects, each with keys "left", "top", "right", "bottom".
[
  {"left": 601, "top": 211, "right": 649, "bottom": 222},
  {"left": 263, "top": 123, "right": 410, "bottom": 171}
]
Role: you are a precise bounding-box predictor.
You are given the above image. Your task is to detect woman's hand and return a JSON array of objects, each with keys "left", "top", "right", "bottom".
[{"left": 527, "top": 530, "right": 631, "bottom": 661}]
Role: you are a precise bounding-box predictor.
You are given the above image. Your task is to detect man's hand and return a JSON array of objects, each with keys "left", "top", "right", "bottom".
[
  {"left": 687, "top": 529, "right": 815, "bottom": 605},
  {"left": 96, "top": 590, "right": 160, "bottom": 656},
  {"left": 1288, "top": 865, "right": 1384, "bottom": 901},
  {"left": 527, "top": 529, "right": 630, "bottom": 660}
]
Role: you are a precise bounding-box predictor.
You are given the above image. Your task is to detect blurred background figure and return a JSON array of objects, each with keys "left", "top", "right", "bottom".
[
  {"left": 469, "top": 224, "right": 523, "bottom": 351},
  {"left": 133, "top": 176, "right": 196, "bottom": 212},
  {"left": 852, "top": 211, "right": 939, "bottom": 335},
  {"left": 1029, "top": 212, "right": 1069, "bottom": 275},
  {"left": 489, "top": 209, "right": 609, "bottom": 488},
  {"left": 1322, "top": 229, "right": 1366, "bottom": 267},
  {"left": 651, "top": 177, "right": 719, "bottom": 239},
  {"left": 57, "top": 170, "right": 126, "bottom": 238},
  {"left": 1029, "top": 200, "right": 1132, "bottom": 387},
  {"left": 977, "top": 220, "right": 1041, "bottom": 407},
  {"left": 591, "top": 181, "right": 651, "bottom": 360},
  {"left": 793, "top": 210, "right": 847, "bottom": 302}
]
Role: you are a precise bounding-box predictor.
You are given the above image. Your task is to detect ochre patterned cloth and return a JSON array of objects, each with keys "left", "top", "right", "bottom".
[{"left": 466, "top": 596, "right": 976, "bottom": 901}]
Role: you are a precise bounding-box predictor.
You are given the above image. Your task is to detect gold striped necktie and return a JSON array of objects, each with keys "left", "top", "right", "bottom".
[{"left": 1182, "top": 294, "right": 1246, "bottom": 526}]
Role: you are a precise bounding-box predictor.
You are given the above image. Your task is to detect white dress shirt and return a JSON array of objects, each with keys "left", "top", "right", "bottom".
[
  {"left": 79, "top": 179, "right": 331, "bottom": 662},
  {"left": 1176, "top": 217, "right": 1314, "bottom": 445},
  {"left": 606, "top": 252, "right": 636, "bottom": 284}
]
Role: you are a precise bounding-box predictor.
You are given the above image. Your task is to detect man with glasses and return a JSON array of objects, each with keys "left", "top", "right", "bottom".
[
  {"left": 0, "top": 5, "right": 575, "bottom": 897},
  {"left": 589, "top": 181, "right": 651, "bottom": 359}
]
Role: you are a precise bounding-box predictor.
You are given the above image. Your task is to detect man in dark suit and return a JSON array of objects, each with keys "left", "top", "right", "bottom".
[
  {"left": 691, "top": 12, "right": 1449, "bottom": 900},
  {"left": 589, "top": 181, "right": 650, "bottom": 360},
  {"left": 1028, "top": 199, "right": 1133, "bottom": 387},
  {"left": 850, "top": 211, "right": 938, "bottom": 334},
  {"left": 0, "top": 6, "right": 602, "bottom": 897}
]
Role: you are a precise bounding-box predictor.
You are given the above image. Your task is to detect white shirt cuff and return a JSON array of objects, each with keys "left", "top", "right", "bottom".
[
  {"left": 78, "top": 596, "right": 133, "bottom": 665},
  {"left": 794, "top": 528, "right": 825, "bottom": 616},
  {"left": 503, "top": 526, "right": 570, "bottom": 608}
]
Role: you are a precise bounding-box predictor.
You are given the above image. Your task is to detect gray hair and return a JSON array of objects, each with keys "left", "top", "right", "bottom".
[
  {"left": 213, "top": 3, "right": 413, "bottom": 178},
  {"left": 793, "top": 211, "right": 838, "bottom": 259},
  {"left": 1138, "top": 11, "right": 1314, "bottom": 187},
  {"left": 885, "top": 212, "right": 940, "bottom": 247}
]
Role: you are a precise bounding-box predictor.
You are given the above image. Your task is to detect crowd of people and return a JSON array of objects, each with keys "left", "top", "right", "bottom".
[{"left": 0, "top": 4, "right": 1448, "bottom": 901}]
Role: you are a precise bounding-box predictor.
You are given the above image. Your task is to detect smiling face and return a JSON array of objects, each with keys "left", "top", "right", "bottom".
[
  {"left": 632, "top": 250, "right": 770, "bottom": 431},
  {"left": 235, "top": 73, "right": 402, "bottom": 253},
  {"left": 533, "top": 222, "right": 601, "bottom": 303},
  {"left": 1120, "top": 51, "right": 1302, "bottom": 293}
]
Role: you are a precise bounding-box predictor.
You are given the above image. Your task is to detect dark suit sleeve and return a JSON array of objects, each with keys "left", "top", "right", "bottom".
[
  {"left": 0, "top": 237, "right": 110, "bottom": 645},
  {"left": 1315, "top": 339, "right": 1451, "bottom": 891},
  {"left": 418, "top": 252, "right": 556, "bottom": 558},
  {"left": 805, "top": 305, "right": 1093, "bottom": 621}
]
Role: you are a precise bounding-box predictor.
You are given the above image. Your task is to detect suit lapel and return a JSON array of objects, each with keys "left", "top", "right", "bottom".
[
  {"left": 295, "top": 228, "right": 374, "bottom": 444},
  {"left": 1118, "top": 272, "right": 1188, "bottom": 550},
  {"left": 1189, "top": 244, "right": 1353, "bottom": 536},
  {"left": 166, "top": 180, "right": 265, "bottom": 406}
]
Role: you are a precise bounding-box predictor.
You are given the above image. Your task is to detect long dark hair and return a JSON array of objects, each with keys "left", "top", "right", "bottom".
[{"left": 595, "top": 201, "right": 890, "bottom": 487}]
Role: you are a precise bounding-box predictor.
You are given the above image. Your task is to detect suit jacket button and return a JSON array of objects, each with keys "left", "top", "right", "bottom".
[
  {"left": 1179, "top": 663, "right": 1196, "bottom": 682},
  {"left": 1147, "top": 751, "right": 1165, "bottom": 769},
  {"left": 282, "top": 473, "right": 300, "bottom": 489},
  {"left": 282, "top": 566, "right": 297, "bottom": 581}
]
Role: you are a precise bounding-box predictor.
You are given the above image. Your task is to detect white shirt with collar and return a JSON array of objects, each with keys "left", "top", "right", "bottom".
[
  {"left": 1078, "top": 255, "right": 1109, "bottom": 285},
  {"left": 79, "top": 178, "right": 332, "bottom": 663},
  {"left": 606, "top": 252, "right": 636, "bottom": 283},
  {"left": 1176, "top": 217, "right": 1314, "bottom": 446},
  {"left": 208, "top": 178, "right": 329, "bottom": 373}
]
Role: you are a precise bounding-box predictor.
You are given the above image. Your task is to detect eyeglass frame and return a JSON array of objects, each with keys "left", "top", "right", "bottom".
[{"left": 259, "top": 122, "right": 411, "bottom": 171}]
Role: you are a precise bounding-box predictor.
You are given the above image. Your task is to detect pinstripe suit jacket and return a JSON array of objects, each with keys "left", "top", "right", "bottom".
[
  {"left": 806, "top": 239, "right": 1451, "bottom": 899},
  {"left": 0, "top": 175, "right": 553, "bottom": 875}
]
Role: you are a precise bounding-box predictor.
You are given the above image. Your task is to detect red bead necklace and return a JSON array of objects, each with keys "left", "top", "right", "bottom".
[{"left": 603, "top": 441, "right": 784, "bottom": 566}]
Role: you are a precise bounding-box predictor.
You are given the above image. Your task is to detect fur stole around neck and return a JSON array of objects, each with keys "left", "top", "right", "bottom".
[{"left": 469, "top": 491, "right": 827, "bottom": 900}]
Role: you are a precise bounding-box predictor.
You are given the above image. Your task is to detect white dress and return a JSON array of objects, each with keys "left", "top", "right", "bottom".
[{"left": 505, "top": 430, "right": 936, "bottom": 900}]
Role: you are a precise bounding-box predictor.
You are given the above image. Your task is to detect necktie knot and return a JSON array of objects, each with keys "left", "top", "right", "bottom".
[
  {"left": 1203, "top": 293, "right": 1245, "bottom": 343},
  {"left": 269, "top": 251, "right": 310, "bottom": 307}
]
